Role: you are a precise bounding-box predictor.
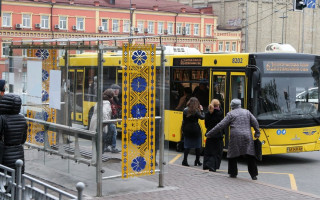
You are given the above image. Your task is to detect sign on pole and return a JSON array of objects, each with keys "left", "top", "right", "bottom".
[{"left": 122, "top": 44, "right": 156, "bottom": 178}]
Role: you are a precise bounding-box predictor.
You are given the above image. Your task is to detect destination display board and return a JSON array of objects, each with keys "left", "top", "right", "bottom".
[
  {"left": 173, "top": 58, "right": 202, "bottom": 66},
  {"left": 263, "top": 61, "right": 313, "bottom": 74}
]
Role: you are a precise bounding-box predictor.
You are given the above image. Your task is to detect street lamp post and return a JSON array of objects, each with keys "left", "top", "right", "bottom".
[
  {"left": 279, "top": 12, "right": 288, "bottom": 44},
  {"left": 299, "top": 1, "right": 306, "bottom": 53}
]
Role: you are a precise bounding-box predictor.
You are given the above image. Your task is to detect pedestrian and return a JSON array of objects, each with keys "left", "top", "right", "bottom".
[
  {"left": 181, "top": 97, "right": 205, "bottom": 167},
  {"left": 0, "top": 80, "right": 6, "bottom": 97},
  {"left": 89, "top": 89, "right": 113, "bottom": 153},
  {"left": 206, "top": 98, "right": 260, "bottom": 180},
  {"left": 203, "top": 99, "right": 224, "bottom": 172},
  {"left": 0, "top": 94, "right": 28, "bottom": 175},
  {"left": 107, "top": 84, "right": 122, "bottom": 153}
]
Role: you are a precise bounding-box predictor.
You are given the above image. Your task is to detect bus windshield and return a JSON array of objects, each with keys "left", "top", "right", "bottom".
[{"left": 257, "top": 76, "right": 320, "bottom": 120}]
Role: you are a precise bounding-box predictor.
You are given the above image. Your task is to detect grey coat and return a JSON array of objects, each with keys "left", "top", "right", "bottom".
[{"left": 206, "top": 107, "right": 260, "bottom": 158}]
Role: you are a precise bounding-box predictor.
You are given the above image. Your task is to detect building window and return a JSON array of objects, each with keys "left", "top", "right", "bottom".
[
  {"left": 176, "top": 23, "right": 182, "bottom": 35},
  {"left": 22, "top": 14, "right": 31, "bottom": 28},
  {"left": 206, "top": 24, "right": 212, "bottom": 36},
  {"left": 148, "top": 21, "right": 154, "bottom": 34},
  {"left": 59, "top": 42, "right": 66, "bottom": 58},
  {"left": 2, "top": 42, "right": 10, "bottom": 57},
  {"left": 137, "top": 21, "right": 144, "bottom": 33},
  {"left": 158, "top": 22, "right": 164, "bottom": 34},
  {"left": 112, "top": 19, "right": 119, "bottom": 32},
  {"left": 77, "top": 17, "right": 84, "bottom": 30},
  {"left": 168, "top": 22, "right": 173, "bottom": 35},
  {"left": 102, "top": 19, "right": 108, "bottom": 32},
  {"left": 123, "top": 20, "right": 130, "bottom": 33},
  {"left": 76, "top": 50, "right": 84, "bottom": 54},
  {"left": 59, "top": 16, "right": 67, "bottom": 29},
  {"left": 185, "top": 24, "right": 191, "bottom": 35},
  {"left": 218, "top": 42, "right": 223, "bottom": 52},
  {"left": 205, "top": 46, "right": 211, "bottom": 53},
  {"left": 194, "top": 24, "right": 199, "bottom": 35},
  {"left": 41, "top": 16, "right": 49, "bottom": 29},
  {"left": 232, "top": 42, "right": 237, "bottom": 52},
  {"left": 2, "top": 13, "right": 11, "bottom": 27},
  {"left": 22, "top": 49, "right": 27, "bottom": 57},
  {"left": 225, "top": 42, "right": 230, "bottom": 52}
]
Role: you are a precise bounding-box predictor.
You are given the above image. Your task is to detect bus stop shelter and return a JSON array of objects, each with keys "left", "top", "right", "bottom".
[{"left": 4, "top": 36, "right": 170, "bottom": 197}]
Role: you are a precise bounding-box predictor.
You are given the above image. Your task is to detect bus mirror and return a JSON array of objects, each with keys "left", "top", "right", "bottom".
[{"left": 252, "top": 70, "right": 261, "bottom": 90}]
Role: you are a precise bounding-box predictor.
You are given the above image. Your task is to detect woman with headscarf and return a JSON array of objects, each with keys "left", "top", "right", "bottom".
[
  {"left": 206, "top": 99, "right": 260, "bottom": 180},
  {"left": 181, "top": 97, "right": 205, "bottom": 167},
  {"left": 203, "top": 99, "right": 224, "bottom": 172}
]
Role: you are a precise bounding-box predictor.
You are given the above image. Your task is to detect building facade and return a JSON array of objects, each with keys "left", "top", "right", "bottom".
[
  {"left": 0, "top": 0, "right": 241, "bottom": 76},
  {"left": 169, "top": 0, "right": 320, "bottom": 54}
]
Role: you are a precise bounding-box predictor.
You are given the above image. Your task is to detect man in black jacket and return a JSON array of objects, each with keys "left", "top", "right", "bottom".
[{"left": 0, "top": 94, "right": 28, "bottom": 174}]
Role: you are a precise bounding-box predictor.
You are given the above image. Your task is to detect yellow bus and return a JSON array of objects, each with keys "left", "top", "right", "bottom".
[{"left": 62, "top": 49, "right": 320, "bottom": 155}]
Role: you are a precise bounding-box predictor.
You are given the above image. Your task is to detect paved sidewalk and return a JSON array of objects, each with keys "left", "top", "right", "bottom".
[
  {"left": 96, "top": 164, "right": 320, "bottom": 200},
  {"left": 26, "top": 158, "right": 320, "bottom": 200}
]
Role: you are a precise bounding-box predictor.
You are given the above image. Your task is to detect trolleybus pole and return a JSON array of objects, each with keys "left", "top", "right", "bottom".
[
  {"left": 96, "top": 45, "right": 104, "bottom": 196},
  {"left": 159, "top": 45, "right": 166, "bottom": 187}
]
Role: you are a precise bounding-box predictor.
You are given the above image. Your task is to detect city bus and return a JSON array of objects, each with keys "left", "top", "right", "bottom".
[{"left": 61, "top": 48, "right": 320, "bottom": 155}]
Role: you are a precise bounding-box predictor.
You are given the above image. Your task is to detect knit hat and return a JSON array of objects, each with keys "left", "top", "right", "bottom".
[
  {"left": 230, "top": 98, "right": 241, "bottom": 109},
  {"left": 110, "top": 84, "right": 121, "bottom": 90},
  {"left": 0, "top": 80, "right": 6, "bottom": 92}
]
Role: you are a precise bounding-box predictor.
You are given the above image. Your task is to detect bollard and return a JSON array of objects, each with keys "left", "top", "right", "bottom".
[
  {"left": 15, "top": 159, "right": 23, "bottom": 200},
  {"left": 76, "top": 182, "right": 85, "bottom": 200}
]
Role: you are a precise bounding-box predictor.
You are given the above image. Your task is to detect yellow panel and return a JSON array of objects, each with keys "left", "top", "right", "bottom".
[
  {"left": 165, "top": 53, "right": 249, "bottom": 67},
  {"left": 164, "top": 110, "right": 183, "bottom": 142},
  {"left": 122, "top": 44, "right": 156, "bottom": 179}
]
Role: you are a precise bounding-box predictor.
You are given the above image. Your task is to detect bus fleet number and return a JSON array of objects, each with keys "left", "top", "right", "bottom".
[{"left": 232, "top": 58, "right": 243, "bottom": 63}]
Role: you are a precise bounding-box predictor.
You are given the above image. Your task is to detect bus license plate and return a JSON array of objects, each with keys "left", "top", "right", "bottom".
[{"left": 287, "top": 146, "right": 303, "bottom": 153}]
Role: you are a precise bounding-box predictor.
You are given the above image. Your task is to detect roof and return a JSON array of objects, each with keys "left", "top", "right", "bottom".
[{"left": 11, "top": 0, "right": 212, "bottom": 14}]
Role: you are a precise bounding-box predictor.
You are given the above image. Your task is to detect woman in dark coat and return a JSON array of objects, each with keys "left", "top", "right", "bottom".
[
  {"left": 0, "top": 94, "right": 28, "bottom": 174},
  {"left": 182, "top": 97, "right": 205, "bottom": 167},
  {"left": 203, "top": 99, "right": 224, "bottom": 172}
]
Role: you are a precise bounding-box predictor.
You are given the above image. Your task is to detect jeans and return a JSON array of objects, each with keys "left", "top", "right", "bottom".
[{"left": 108, "top": 123, "right": 117, "bottom": 148}]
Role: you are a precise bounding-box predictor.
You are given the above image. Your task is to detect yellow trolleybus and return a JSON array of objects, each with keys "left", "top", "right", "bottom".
[{"left": 63, "top": 49, "right": 320, "bottom": 155}]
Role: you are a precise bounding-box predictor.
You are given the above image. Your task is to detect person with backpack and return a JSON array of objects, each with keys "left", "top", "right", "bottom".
[
  {"left": 0, "top": 94, "right": 28, "bottom": 174},
  {"left": 89, "top": 89, "right": 113, "bottom": 153}
]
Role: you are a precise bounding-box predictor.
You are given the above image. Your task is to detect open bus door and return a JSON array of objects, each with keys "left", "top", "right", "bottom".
[
  {"left": 210, "top": 71, "right": 247, "bottom": 151},
  {"left": 69, "top": 69, "right": 84, "bottom": 123}
]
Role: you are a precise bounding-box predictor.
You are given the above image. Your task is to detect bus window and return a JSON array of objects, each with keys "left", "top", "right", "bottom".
[
  {"left": 230, "top": 75, "right": 246, "bottom": 108},
  {"left": 170, "top": 68, "right": 209, "bottom": 111},
  {"left": 212, "top": 75, "right": 226, "bottom": 112}
]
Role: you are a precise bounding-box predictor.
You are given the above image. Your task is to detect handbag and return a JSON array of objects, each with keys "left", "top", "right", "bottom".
[{"left": 254, "top": 139, "right": 262, "bottom": 161}]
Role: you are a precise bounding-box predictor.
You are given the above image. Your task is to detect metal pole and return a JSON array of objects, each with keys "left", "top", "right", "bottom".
[
  {"left": 96, "top": 46, "right": 103, "bottom": 196},
  {"left": 280, "top": 13, "right": 287, "bottom": 44},
  {"left": 158, "top": 45, "right": 166, "bottom": 187},
  {"left": 8, "top": 45, "right": 13, "bottom": 93},
  {"left": 245, "top": 0, "right": 248, "bottom": 52},
  {"left": 130, "top": 0, "right": 133, "bottom": 37},
  {"left": 301, "top": 8, "right": 304, "bottom": 53}
]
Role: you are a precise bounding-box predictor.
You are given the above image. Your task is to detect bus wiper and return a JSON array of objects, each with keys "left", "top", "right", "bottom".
[
  {"left": 260, "top": 119, "right": 283, "bottom": 128},
  {"left": 307, "top": 113, "right": 320, "bottom": 124}
]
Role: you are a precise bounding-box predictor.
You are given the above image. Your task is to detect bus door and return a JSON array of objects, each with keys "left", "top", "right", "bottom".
[
  {"left": 69, "top": 69, "right": 84, "bottom": 123},
  {"left": 211, "top": 71, "right": 228, "bottom": 148},
  {"left": 210, "top": 71, "right": 247, "bottom": 149}
]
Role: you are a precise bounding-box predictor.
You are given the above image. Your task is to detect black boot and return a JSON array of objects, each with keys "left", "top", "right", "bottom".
[
  {"left": 194, "top": 160, "right": 202, "bottom": 166},
  {"left": 182, "top": 148, "right": 190, "bottom": 166},
  {"left": 195, "top": 148, "right": 202, "bottom": 166},
  {"left": 182, "top": 160, "right": 189, "bottom": 167}
]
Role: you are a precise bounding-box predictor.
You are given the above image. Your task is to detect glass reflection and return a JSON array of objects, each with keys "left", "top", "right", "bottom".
[{"left": 257, "top": 76, "right": 320, "bottom": 120}]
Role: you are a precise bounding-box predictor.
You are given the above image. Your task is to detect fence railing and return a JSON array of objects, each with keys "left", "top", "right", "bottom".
[{"left": 0, "top": 160, "right": 85, "bottom": 200}]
